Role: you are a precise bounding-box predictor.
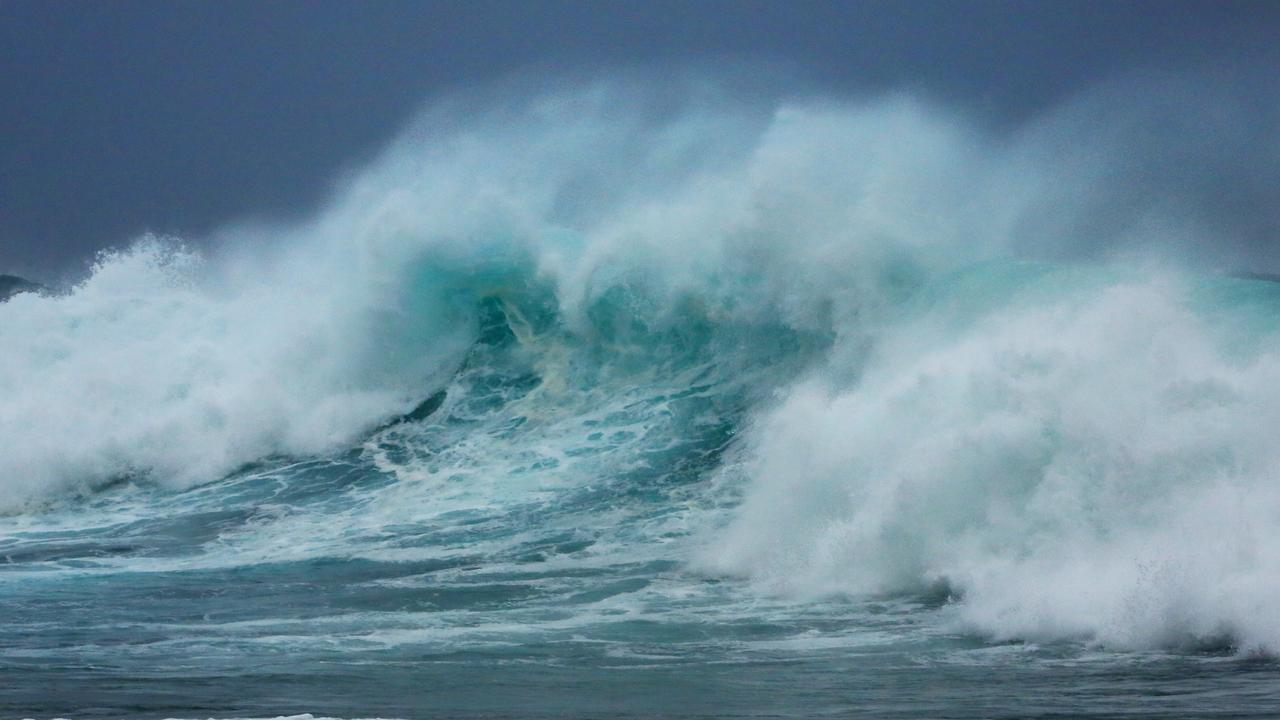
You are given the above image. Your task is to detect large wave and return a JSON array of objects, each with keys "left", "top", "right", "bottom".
[
  {"left": 3, "top": 74, "right": 1279, "bottom": 653},
  {"left": 0, "top": 83, "right": 997, "bottom": 508}
]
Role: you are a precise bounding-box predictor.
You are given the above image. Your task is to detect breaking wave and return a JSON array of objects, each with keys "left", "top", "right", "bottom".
[{"left": 3, "top": 75, "right": 1280, "bottom": 654}]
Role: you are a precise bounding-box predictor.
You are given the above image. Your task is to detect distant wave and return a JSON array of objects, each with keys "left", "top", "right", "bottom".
[{"left": 0, "top": 274, "right": 41, "bottom": 301}]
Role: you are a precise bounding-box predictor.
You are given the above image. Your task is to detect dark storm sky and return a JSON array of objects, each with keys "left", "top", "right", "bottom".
[{"left": 2, "top": 0, "right": 1278, "bottom": 280}]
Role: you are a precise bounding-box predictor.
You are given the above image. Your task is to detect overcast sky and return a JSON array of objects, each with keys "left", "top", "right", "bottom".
[{"left": 2, "top": 0, "right": 1278, "bottom": 280}]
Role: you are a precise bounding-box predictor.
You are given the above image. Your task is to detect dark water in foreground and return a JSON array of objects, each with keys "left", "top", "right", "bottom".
[{"left": 5, "top": 493, "right": 1280, "bottom": 720}]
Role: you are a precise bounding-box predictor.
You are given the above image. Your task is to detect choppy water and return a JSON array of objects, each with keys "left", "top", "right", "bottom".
[{"left": 4, "top": 82, "right": 1280, "bottom": 718}]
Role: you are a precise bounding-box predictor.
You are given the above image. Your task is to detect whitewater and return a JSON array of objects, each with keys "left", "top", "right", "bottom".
[{"left": 3, "top": 78, "right": 1280, "bottom": 718}]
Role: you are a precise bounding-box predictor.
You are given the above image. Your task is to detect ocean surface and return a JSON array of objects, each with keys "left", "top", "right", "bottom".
[{"left": 4, "top": 86, "right": 1280, "bottom": 718}]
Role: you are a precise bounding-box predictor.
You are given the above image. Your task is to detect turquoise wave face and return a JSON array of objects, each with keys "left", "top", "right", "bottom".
[{"left": 4, "top": 83, "right": 1280, "bottom": 718}]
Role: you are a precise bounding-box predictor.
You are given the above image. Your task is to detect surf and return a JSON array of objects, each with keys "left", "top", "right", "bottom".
[{"left": 3, "top": 76, "right": 1280, "bottom": 659}]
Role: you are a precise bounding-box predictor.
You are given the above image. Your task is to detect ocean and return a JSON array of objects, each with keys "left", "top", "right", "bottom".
[{"left": 3, "top": 85, "right": 1280, "bottom": 719}]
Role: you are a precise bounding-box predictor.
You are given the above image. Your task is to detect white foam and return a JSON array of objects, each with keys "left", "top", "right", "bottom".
[{"left": 702, "top": 275, "right": 1280, "bottom": 651}]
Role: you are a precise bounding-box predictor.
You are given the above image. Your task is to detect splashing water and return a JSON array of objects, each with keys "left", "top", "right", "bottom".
[{"left": 3, "top": 79, "right": 1280, "bottom": 718}]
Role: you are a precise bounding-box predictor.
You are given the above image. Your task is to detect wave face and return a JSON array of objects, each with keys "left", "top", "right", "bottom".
[{"left": 4, "top": 79, "right": 1280, "bottom": 717}]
